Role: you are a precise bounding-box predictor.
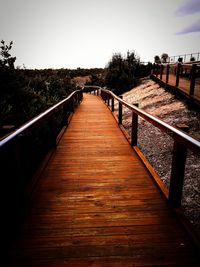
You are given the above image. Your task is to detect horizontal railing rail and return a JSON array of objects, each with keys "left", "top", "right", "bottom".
[
  {"left": 87, "top": 86, "right": 200, "bottom": 210},
  {"left": 0, "top": 89, "right": 83, "bottom": 148},
  {"left": 83, "top": 85, "right": 101, "bottom": 95},
  {"left": 151, "top": 63, "right": 200, "bottom": 101},
  {"left": 1, "top": 89, "right": 83, "bottom": 246},
  {"left": 169, "top": 52, "right": 200, "bottom": 63}
]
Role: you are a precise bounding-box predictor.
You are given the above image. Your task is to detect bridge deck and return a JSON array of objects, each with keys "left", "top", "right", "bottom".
[
  {"left": 161, "top": 74, "right": 200, "bottom": 102},
  {"left": 8, "top": 94, "right": 199, "bottom": 266}
]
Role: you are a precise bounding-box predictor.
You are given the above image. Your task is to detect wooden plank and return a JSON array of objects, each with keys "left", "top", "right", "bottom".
[
  {"left": 8, "top": 94, "right": 199, "bottom": 267},
  {"left": 160, "top": 73, "right": 200, "bottom": 102}
]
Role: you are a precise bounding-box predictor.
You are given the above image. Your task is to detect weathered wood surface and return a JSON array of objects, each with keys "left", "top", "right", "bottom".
[
  {"left": 7, "top": 94, "right": 199, "bottom": 266},
  {"left": 162, "top": 74, "right": 200, "bottom": 101}
]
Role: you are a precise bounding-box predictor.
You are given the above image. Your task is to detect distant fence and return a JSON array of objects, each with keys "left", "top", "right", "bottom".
[
  {"left": 0, "top": 89, "right": 83, "bottom": 247},
  {"left": 169, "top": 52, "right": 200, "bottom": 63},
  {"left": 151, "top": 62, "right": 200, "bottom": 103}
]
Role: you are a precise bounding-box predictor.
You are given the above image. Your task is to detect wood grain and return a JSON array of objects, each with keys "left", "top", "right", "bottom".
[{"left": 7, "top": 94, "right": 199, "bottom": 266}]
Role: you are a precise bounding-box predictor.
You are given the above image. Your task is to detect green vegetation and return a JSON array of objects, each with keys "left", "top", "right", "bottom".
[
  {"left": 105, "top": 51, "right": 152, "bottom": 95},
  {"left": 0, "top": 41, "right": 76, "bottom": 132},
  {"left": 0, "top": 42, "right": 152, "bottom": 134},
  {"left": 161, "top": 53, "right": 169, "bottom": 63},
  {"left": 154, "top": 55, "right": 161, "bottom": 63},
  {"left": 154, "top": 53, "right": 169, "bottom": 64}
]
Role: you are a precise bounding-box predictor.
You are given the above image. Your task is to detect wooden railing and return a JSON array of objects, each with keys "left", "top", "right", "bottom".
[
  {"left": 83, "top": 85, "right": 101, "bottom": 95},
  {"left": 0, "top": 89, "right": 83, "bottom": 244},
  {"left": 151, "top": 62, "right": 200, "bottom": 101},
  {"left": 86, "top": 87, "right": 200, "bottom": 210},
  {"left": 169, "top": 52, "right": 200, "bottom": 63}
]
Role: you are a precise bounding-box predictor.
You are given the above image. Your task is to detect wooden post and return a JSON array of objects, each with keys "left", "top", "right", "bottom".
[
  {"left": 111, "top": 97, "right": 114, "bottom": 112},
  {"left": 80, "top": 90, "right": 83, "bottom": 102},
  {"left": 104, "top": 93, "right": 107, "bottom": 103},
  {"left": 74, "top": 93, "right": 78, "bottom": 107},
  {"left": 168, "top": 124, "right": 189, "bottom": 208},
  {"left": 118, "top": 95, "right": 123, "bottom": 125},
  {"left": 100, "top": 90, "right": 103, "bottom": 100},
  {"left": 151, "top": 64, "right": 154, "bottom": 75},
  {"left": 131, "top": 104, "right": 138, "bottom": 146},
  {"left": 189, "top": 64, "right": 197, "bottom": 96},
  {"left": 166, "top": 64, "right": 170, "bottom": 84},
  {"left": 160, "top": 64, "right": 163, "bottom": 80},
  {"left": 70, "top": 97, "right": 74, "bottom": 112},
  {"left": 62, "top": 102, "right": 68, "bottom": 126},
  {"left": 156, "top": 64, "right": 159, "bottom": 77},
  {"left": 175, "top": 63, "right": 181, "bottom": 87},
  {"left": 104, "top": 92, "right": 108, "bottom": 104},
  {"left": 49, "top": 115, "right": 57, "bottom": 148},
  {"left": 107, "top": 96, "right": 110, "bottom": 107}
]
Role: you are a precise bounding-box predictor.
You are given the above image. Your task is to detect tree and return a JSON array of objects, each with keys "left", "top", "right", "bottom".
[
  {"left": 190, "top": 57, "right": 195, "bottom": 62},
  {"left": 0, "top": 40, "right": 16, "bottom": 69},
  {"left": 178, "top": 57, "right": 183, "bottom": 63},
  {"left": 161, "top": 53, "right": 168, "bottom": 63},
  {"left": 105, "top": 51, "right": 139, "bottom": 95},
  {"left": 154, "top": 55, "right": 161, "bottom": 64}
]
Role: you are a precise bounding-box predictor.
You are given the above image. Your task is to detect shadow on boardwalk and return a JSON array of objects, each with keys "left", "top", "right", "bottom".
[{"left": 7, "top": 94, "right": 199, "bottom": 266}]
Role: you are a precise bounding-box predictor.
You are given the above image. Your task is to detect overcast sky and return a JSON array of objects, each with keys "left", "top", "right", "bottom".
[{"left": 1, "top": 0, "right": 200, "bottom": 69}]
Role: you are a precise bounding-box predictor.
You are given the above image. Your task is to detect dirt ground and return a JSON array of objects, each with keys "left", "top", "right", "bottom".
[{"left": 115, "top": 78, "right": 200, "bottom": 233}]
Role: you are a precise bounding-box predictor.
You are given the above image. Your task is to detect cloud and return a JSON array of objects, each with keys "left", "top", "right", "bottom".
[
  {"left": 176, "top": 19, "right": 200, "bottom": 34},
  {"left": 175, "top": 0, "right": 200, "bottom": 16}
]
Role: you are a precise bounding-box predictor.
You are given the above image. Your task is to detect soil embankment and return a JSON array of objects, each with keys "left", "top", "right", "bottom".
[{"left": 118, "top": 78, "right": 200, "bottom": 232}]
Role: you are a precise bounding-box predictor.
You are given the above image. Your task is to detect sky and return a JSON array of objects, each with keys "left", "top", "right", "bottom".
[{"left": 0, "top": 0, "right": 200, "bottom": 69}]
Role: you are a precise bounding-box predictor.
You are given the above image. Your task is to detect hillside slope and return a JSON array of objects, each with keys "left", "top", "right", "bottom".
[{"left": 119, "top": 78, "right": 200, "bottom": 232}]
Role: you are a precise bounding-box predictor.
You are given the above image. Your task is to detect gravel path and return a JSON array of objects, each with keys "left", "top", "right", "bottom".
[{"left": 114, "top": 78, "right": 200, "bottom": 233}]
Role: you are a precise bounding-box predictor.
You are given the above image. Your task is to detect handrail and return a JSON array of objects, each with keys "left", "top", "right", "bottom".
[
  {"left": 151, "top": 62, "right": 200, "bottom": 102},
  {"left": 0, "top": 89, "right": 83, "bottom": 148},
  {"left": 83, "top": 85, "right": 101, "bottom": 95},
  {"left": 169, "top": 52, "right": 200, "bottom": 63},
  {"left": 102, "top": 88, "right": 200, "bottom": 153},
  {"left": 1, "top": 88, "right": 83, "bottom": 248},
  {"left": 97, "top": 87, "right": 200, "bottom": 210}
]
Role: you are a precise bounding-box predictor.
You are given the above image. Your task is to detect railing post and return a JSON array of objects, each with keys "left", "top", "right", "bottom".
[
  {"left": 175, "top": 63, "right": 181, "bottom": 87},
  {"left": 168, "top": 124, "right": 189, "bottom": 208},
  {"left": 75, "top": 93, "right": 78, "bottom": 107},
  {"left": 104, "top": 92, "right": 107, "bottom": 103},
  {"left": 100, "top": 89, "right": 103, "bottom": 100},
  {"left": 63, "top": 102, "right": 69, "bottom": 126},
  {"left": 160, "top": 64, "right": 163, "bottom": 80},
  {"left": 155, "top": 64, "right": 158, "bottom": 77},
  {"left": 131, "top": 104, "right": 138, "bottom": 146},
  {"left": 151, "top": 64, "right": 154, "bottom": 75},
  {"left": 118, "top": 95, "right": 123, "bottom": 124},
  {"left": 80, "top": 90, "right": 83, "bottom": 102},
  {"left": 111, "top": 96, "right": 114, "bottom": 112},
  {"left": 102, "top": 91, "right": 106, "bottom": 102},
  {"left": 71, "top": 96, "right": 74, "bottom": 112},
  {"left": 49, "top": 115, "right": 57, "bottom": 148},
  {"left": 101, "top": 90, "right": 105, "bottom": 102},
  {"left": 168, "top": 140, "right": 187, "bottom": 208},
  {"left": 107, "top": 96, "right": 110, "bottom": 107},
  {"left": 189, "top": 64, "right": 197, "bottom": 96},
  {"left": 166, "top": 64, "right": 170, "bottom": 84}
]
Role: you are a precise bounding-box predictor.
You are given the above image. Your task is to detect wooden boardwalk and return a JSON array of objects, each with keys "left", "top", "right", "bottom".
[
  {"left": 8, "top": 94, "right": 199, "bottom": 266},
  {"left": 159, "top": 74, "right": 200, "bottom": 102}
]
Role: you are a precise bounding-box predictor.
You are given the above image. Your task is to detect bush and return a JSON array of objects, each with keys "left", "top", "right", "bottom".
[
  {"left": 0, "top": 41, "right": 76, "bottom": 129},
  {"left": 105, "top": 51, "right": 144, "bottom": 95}
]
